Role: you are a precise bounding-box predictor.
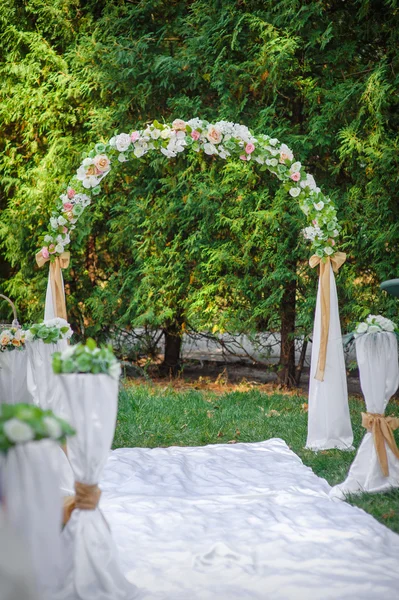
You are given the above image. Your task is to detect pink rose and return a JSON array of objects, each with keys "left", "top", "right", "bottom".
[
  {"left": 290, "top": 172, "right": 301, "bottom": 182},
  {"left": 67, "top": 187, "right": 76, "bottom": 199},
  {"left": 240, "top": 155, "right": 248, "bottom": 161},
  {"left": 63, "top": 202, "right": 73, "bottom": 211},
  {"left": 93, "top": 154, "right": 110, "bottom": 173},
  {"left": 62, "top": 227, "right": 68, "bottom": 234},
  {"left": 131, "top": 131, "right": 140, "bottom": 142},
  {"left": 172, "top": 119, "right": 187, "bottom": 131},
  {"left": 48, "top": 244, "right": 56, "bottom": 254},
  {"left": 41, "top": 247, "right": 49, "bottom": 260},
  {"left": 191, "top": 130, "right": 200, "bottom": 141},
  {"left": 312, "top": 220, "right": 318, "bottom": 226},
  {"left": 245, "top": 143, "right": 255, "bottom": 154},
  {"left": 329, "top": 239, "right": 336, "bottom": 246},
  {"left": 206, "top": 125, "right": 222, "bottom": 145}
]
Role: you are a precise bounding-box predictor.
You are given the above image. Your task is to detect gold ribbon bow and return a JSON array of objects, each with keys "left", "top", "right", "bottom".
[
  {"left": 309, "top": 251, "right": 346, "bottom": 381},
  {"left": 62, "top": 482, "right": 102, "bottom": 525},
  {"left": 361, "top": 412, "right": 399, "bottom": 477},
  {"left": 35, "top": 250, "right": 70, "bottom": 321}
]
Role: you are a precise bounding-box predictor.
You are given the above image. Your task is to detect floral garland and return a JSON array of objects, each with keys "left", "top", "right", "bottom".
[
  {"left": 0, "top": 403, "right": 75, "bottom": 453},
  {"left": 24, "top": 318, "right": 73, "bottom": 344},
  {"left": 0, "top": 327, "right": 26, "bottom": 352},
  {"left": 354, "top": 314, "right": 398, "bottom": 336},
  {"left": 38, "top": 119, "right": 341, "bottom": 262}
]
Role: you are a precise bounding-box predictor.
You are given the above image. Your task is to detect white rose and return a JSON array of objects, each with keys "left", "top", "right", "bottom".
[
  {"left": 43, "top": 416, "right": 62, "bottom": 439},
  {"left": 290, "top": 161, "right": 301, "bottom": 173},
  {"left": 368, "top": 325, "right": 381, "bottom": 333},
  {"left": 109, "top": 361, "right": 121, "bottom": 380},
  {"left": 268, "top": 158, "right": 278, "bottom": 167},
  {"left": 160, "top": 147, "right": 176, "bottom": 158},
  {"left": 134, "top": 146, "right": 146, "bottom": 158},
  {"left": 383, "top": 321, "right": 395, "bottom": 332},
  {"left": 314, "top": 201, "right": 325, "bottom": 211},
  {"left": 4, "top": 419, "right": 34, "bottom": 444},
  {"left": 50, "top": 217, "right": 58, "bottom": 230},
  {"left": 356, "top": 322, "right": 368, "bottom": 334},
  {"left": 44, "top": 235, "right": 53, "bottom": 243},
  {"left": 289, "top": 187, "right": 301, "bottom": 198},
  {"left": 160, "top": 128, "right": 171, "bottom": 139},
  {"left": 82, "top": 157, "right": 93, "bottom": 167},
  {"left": 55, "top": 243, "right": 64, "bottom": 254},
  {"left": 324, "top": 246, "right": 334, "bottom": 256},
  {"left": 150, "top": 128, "right": 161, "bottom": 139},
  {"left": 61, "top": 345, "right": 76, "bottom": 360},
  {"left": 115, "top": 133, "right": 131, "bottom": 152},
  {"left": 269, "top": 138, "right": 278, "bottom": 146},
  {"left": 203, "top": 142, "right": 217, "bottom": 155},
  {"left": 57, "top": 216, "right": 67, "bottom": 226},
  {"left": 23, "top": 329, "right": 34, "bottom": 342},
  {"left": 118, "top": 153, "right": 128, "bottom": 162}
]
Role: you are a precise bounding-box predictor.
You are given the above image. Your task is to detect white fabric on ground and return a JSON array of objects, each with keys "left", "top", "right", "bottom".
[
  {"left": 100, "top": 439, "right": 399, "bottom": 600},
  {"left": 331, "top": 332, "right": 399, "bottom": 499},
  {"left": 306, "top": 265, "right": 353, "bottom": 450}
]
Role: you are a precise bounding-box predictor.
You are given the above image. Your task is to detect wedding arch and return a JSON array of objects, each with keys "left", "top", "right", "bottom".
[{"left": 35, "top": 118, "right": 352, "bottom": 449}]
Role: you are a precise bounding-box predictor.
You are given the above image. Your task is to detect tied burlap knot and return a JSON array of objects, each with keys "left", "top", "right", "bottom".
[
  {"left": 309, "top": 251, "right": 346, "bottom": 381},
  {"left": 63, "top": 482, "right": 102, "bottom": 525},
  {"left": 361, "top": 412, "right": 399, "bottom": 477},
  {"left": 35, "top": 250, "right": 70, "bottom": 320}
]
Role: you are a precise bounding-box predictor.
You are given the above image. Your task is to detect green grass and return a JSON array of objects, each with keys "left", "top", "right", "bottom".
[{"left": 114, "top": 381, "right": 399, "bottom": 534}]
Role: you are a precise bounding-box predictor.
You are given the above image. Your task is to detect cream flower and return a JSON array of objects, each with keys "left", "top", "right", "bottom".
[
  {"left": 172, "top": 119, "right": 186, "bottom": 131},
  {"left": 289, "top": 187, "right": 301, "bottom": 198},
  {"left": 4, "top": 419, "right": 34, "bottom": 443},
  {"left": 93, "top": 154, "right": 111, "bottom": 172},
  {"left": 115, "top": 133, "right": 131, "bottom": 153},
  {"left": 356, "top": 322, "right": 368, "bottom": 334},
  {"left": 206, "top": 125, "right": 222, "bottom": 145},
  {"left": 43, "top": 416, "right": 62, "bottom": 439}
]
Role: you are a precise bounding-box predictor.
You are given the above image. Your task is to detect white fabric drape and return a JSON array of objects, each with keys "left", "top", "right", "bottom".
[
  {"left": 56, "top": 373, "right": 139, "bottom": 600},
  {"left": 26, "top": 338, "right": 74, "bottom": 495},
  {"left": 306, "top": 264, "right": 353, "bottom": 450},
  {"left": 26, "top": 339, "right": 68, "bottom": 414},
  {"left": 330, "top": 332, "right": 399, "bottom": 499},
  {"left": 0, "top": 505, "right": 40, "bottom": 600},
  {"left": 0, "top": 440, "right": 63, "bottom": 599},
  {"left": 44, "top": 269, "right": 65, "bottom": 320},
  {"left": 0, "top": 350, "right": 33, "bottom": 404}
]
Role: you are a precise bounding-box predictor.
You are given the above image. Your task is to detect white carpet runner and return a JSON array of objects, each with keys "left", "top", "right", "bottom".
[{"left": 100, "top": 439, "right": 399, "bottom": 600}]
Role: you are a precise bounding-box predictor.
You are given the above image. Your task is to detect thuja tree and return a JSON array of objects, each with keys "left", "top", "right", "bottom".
[{"left": 1, "top": 0, "right": 399, "bottom": 382}]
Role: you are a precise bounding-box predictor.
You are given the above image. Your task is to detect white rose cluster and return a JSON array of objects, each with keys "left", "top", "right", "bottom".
[{"left": 355, "top": 314, "right": 397, "bottom": 336}]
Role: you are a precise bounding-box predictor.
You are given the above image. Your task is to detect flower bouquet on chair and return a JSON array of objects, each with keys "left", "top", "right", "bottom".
[
  {"left": 0, "top": 403, "right": 75, "bottom": 599},
  {"left": 0, "top": 327, "right": 32, "bottom": 404},
  {"left": 52, "top": 339, "right": 139, "bottom": 600},
  {"left": 24, "top": 318, "right": 73, "bottom": 414},
  {"left": 331, "top": 315, "right": 399, "bottom": 499}
]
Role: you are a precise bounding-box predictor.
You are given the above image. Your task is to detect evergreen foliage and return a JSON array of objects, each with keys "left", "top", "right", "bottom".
[{"left": 1, "top": 1, "right": 398, "bottom": 379}]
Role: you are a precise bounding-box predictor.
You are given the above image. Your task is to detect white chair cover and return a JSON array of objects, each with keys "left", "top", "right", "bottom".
[
  {"left": 0, "top": 350, "right": 33, "bottom": 404},
  {"left": 0, "top": 440, "right": 63, "bottom": 599},
  {"left": 0, "top": 504, "right": 41, "bottom": 600},
  {"left": 330, "top": 332, "right": 399, "bottom": 499},
  {"left": 26, "top": 339, "right": 74, "bottom": 495},
  {"left": 306, "top": 264, "right": 353, "bottom": 450},
  {"left": 56, "top": 373, "right": 139, "bottom": 600}
]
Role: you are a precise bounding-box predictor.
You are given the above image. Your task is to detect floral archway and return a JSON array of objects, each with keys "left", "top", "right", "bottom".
[{"left": 35, "top": 118, "right": 351, "bottom": 450}]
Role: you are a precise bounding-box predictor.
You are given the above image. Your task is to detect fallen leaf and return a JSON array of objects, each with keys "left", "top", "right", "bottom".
[
  {"left": 301, "top": 403, "right": 308, "bottom": 413},
  {"left": 217, "top": 430, "right": 223, "bottom": 438},
  {"left": 207, "top": 411, "right": 214, "bottom": 418},
  {"left": 267, "top": 409, "right": 281, "bottom": 417},
  {"left": 227, "top": 440, "right": 237, "bottom": 444}
]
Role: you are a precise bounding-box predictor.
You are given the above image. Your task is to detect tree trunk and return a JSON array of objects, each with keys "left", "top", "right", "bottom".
[
  {"left": 161, "top": 327, "right": 182, "bottom": 376},
  {"left": 277, "top": 278, "right": 297, "bottom": 387}
]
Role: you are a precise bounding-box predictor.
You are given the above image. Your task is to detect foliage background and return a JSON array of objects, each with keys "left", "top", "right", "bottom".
[{"left": 1, "top": 0, "right": 398, "bottom": 367}]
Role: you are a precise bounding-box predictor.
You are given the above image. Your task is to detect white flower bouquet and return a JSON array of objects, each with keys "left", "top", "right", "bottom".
[
  {"left": 52, "top": 338, "right": 121, "bottom": 380},
  {"left": 24, "top": 318, "right": 73, "bottom": 344},
  {"left": 0, "top": 403, "right": 75, "bottom": 453},
  {"left": 354, "top": 314, "right": 398, "bottom": 337},
  {"left": 0, "top": 327, "right": 26, "bottom": 352}
]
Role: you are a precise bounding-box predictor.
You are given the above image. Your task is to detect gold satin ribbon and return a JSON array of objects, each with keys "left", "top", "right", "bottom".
[
  {"left": 63, "top": 482, "right": 102, "bottom": 525},
  {"left": 35, "top": 250, "right": 70, "bottom": 321},
  {"left": 309, "top": 251, "right": 346, "bottom": 381},
  {"left": 361, "top": 412, "right": 399, "bottom": 477}
]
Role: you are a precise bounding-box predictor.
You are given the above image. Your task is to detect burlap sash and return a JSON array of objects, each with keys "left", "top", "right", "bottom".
[
  {"left": 63, "top": 482, "right": 102, "bottom": 525},
  {"left": 35, "top": 250, "right": 70, "bottom": 320},
  {"left": 309, "top": 252, "right": 346, "bottom": 381},
  {"left": 361, "top": 412, "right": 399, "bottom": 477}
]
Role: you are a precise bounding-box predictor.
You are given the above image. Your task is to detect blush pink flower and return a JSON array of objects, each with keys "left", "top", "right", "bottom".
[
  {"left": 329, "top": 239, "right": 336, "bottom": 246},
  {"left": 172, "top": 119, "right": 187, "bottom": 131},
  {"left": 93, "top": 154, "right": 110, "bottom": 173},
  {"left": 62, "top": 227, "right": 68, "bottom": 234},
  {"left": 48, "top": 244, "right": 56, "bottom": 254},
  {"left": 191, "top": 130, "right": 200, "bottom": 141},
  {"left": 312, "top": 220, "right": 318, "bottom": 226},
  {"left": 240, "top": 155, "right": 248, "bottom": 161},
  {"left": 41, "top": 246, "right": 49, "bottom": 260},
  {"left": 67, "top": 188, "right": 76, "bottom": 199},
  {"left": 131, "top": 131, "right": 140, "bottom": 142},
  {"left": 206, "top": 125, "right": 222, "bottom": 145},
  {"left": 245, "top": 143, "right": 255, "bottom": 154},
  {"left": 290, "top": 172, "right": 301, "bottom": 182},
  {"left": 63, "top": 202, "right": 73, "bottom": 211}
]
